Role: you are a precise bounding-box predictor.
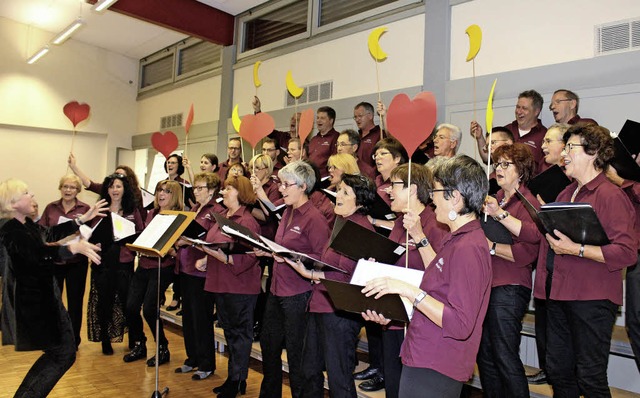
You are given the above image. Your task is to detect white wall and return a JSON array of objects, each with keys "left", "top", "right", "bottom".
[{"left": 450, "top": 0, "right": 640, "bottom": 79}]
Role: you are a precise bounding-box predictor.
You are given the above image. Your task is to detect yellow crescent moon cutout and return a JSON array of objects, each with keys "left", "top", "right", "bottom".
[
  {"left": 486, "top": 78, "right": 497, "bottom": 135},
  {"left": 368, "top": 26, "right": 388, "bottom": 62},
  {"left": 232, "top": 104, "right": 242, "bottom": 133},
  {"left": 465, "top": 24, "right": 482, "bottom": 62},
  {"left": 253, "top": 61, "right": 262, "bottom": 88},
  {"left": 286, "top": 71, "right": 304, "bottom": 98}
]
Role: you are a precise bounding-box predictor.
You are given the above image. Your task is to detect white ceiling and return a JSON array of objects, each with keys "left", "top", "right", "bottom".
[{"left": 0, "top": 0, "right": 267, "bottom": 60}]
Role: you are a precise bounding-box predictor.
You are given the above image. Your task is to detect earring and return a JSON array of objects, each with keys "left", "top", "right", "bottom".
[{"left": 448, "top": 210, "right": 458, "bottom": 221}]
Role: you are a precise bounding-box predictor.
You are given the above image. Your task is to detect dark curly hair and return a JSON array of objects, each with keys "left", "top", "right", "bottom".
[
  {"left": 340, "top": 174, "right": 376, "bottom": 214},
  {"left": 563, "top": 124, "right": 614, "bottom": 171},
  {"left": 100, "top": 173, "right": 136, "bottom": 214},
  {"left": 492, "top": 143, "right": 535, "bottom": 185}
]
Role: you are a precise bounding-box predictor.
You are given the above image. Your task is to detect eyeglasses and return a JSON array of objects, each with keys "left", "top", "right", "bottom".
[
  {"left": 337, "top": 142, "right": 354, "bottom": 147},
  {"left": 390, "top": 181, "right": 406, "bottom": 188},
  {"left": 372, "top": 151, "right": 391, "bottom": 160},
  {"left": 61, "top": 185, "right": 78, "bottom": 191},
  {"left": 193, "top": 186, "right": 209, "bottom": 191},
  {"left": 543, "top": 138, "right": 564, "bottom": 144},
  {"left": 156, "top": 188, "right": 172, "bottom": 194},
  {"left": 353, "top": 113, "right": 370, "bottom": 120},
  {"left": 549, "top": 99, "right": 572, "bottom": 109},
  {"left": 493, "top": 161, "right": 515, "bottom": 170},
  {"left": 566, "top": 143, "right": 586, "bottom": 152},
  {"left": 228, "top": 147, "right": 241, "bottom": 151},
  {"left": 327, "top": 165, "right": 336, "bottom": 172},
  {"left": 279, "top": 182, "right": 298, "bottom": 189},
  {"left": 166, "top": 161, "right": 179, "bottom": 165},
  {"left": 428, "top": 189, "right": 451, "bottom": 198},
  {"left": 262, "top": 148, "right": 277, "bottom": 152}
]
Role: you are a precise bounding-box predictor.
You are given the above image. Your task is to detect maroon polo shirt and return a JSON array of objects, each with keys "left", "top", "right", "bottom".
[
  {"left": 203, "top": 206, "right": 262, "bottom": 294},
  {"left": 308, "top": 128, "right": 339, "bottom": 178},
  {"left": 357, "top": 157, "right": 376, "bottom": 180},
  {"left": 138, "top": 209, "right": 177, "bottom": 270},
  {"left": 490, "top": 186, "right": 541, "bottom": 289},
  {"left": 309, "top": 190, "right": 336, "bottom": 226},
  {"left": 357, "top": 125, "right": 383, "bottom": 168},
  {"left": 533, "top": 173, "right": 637, "bottom": 304},
  {"left": 504, "top": 119, "right": 547, "bottom": 173},
  {"left": 567, "top": 115, "right": 598, "bottom": 126},
  {"left": 39, "top": 199, "right": 91, "bottom": 264},
  {"left": 375, "top": 174, "right": 392, "bottom": 207},
  {"left": 388, "top": 205, "right": 448, "bottom": 266},
  {"left": 177, "top": 199, "right": 225, "bottom": 277},
  {"left": 310, "top": 212, "right": 374, "bottom": 313},
  {"left": 270, "top": 200, "right": 331, "bottom": 297},
  {"left": 400, "top": 220, "right": 492, "bottom": 382}
]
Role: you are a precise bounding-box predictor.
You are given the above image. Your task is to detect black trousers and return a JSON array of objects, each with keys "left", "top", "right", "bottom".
[
  {"left": 259, "top": 291, "right": 311, "bottom": 398},
  {"left": 381, "top": 328, "right": 404, "bottom": 398},
  {"left": 364, "top": 322, "right": 384, "bottom": 371},
  {"left": 92, "top": 259, "right": 132, "bottom": 343},
  {"left": 14, "top": 296, "right": 76, "bottom": 398},
  {"left": 546, "top": 299, "right": 617, "bottom": 398},
  {"left": 399, "top": 366, "right": 462, "bottom": 398},
  {"left": 180, "top": 273, "right": 215, "bottom": 372},
  {"left": 533, "top": 298, "right": 548, "bottom": 371},
  {"left": 54, "top": 259, "right": 88, "bottom": 347},
  {"left": 217, "top": 293, "right": 258, "bottom": 381},
  {"left": 300, "top": 312, "right": 362, "bottom": 398},
  {"left": 126, "top": 265, "right": 174, "bottom": 346},
  {"left": 477, "top": 285, "right": 531, "bottom": 398},
  {"left": 626, "top": 257, "right": 640, "bottom": 372}
]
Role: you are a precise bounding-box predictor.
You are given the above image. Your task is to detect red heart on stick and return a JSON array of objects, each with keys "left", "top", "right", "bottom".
[
  {"left": 386, "top": 92, "right": 438, "bottom": 157},
  {"left": 63, "top": 101, "right": 91, "bottom": 128},
  {"left": 297, "top": 109, "right": 315, "bottom": 144},
  {"left": 239, "top": 112, "right": 275, "bottom": 149},
  {"left": 151, "top": 131, "right": 179, "bottom": 158}
]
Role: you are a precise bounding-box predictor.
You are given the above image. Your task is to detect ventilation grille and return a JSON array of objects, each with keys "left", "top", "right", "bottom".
[
  {"left": 160, "top": 113, "right": 183, "bottom": 129},
  {"left": 285, "top": 81, "right": 333, "bottom": 107},
  {"left": 595, "top": 18, "right": 640, "bottom": 55}
]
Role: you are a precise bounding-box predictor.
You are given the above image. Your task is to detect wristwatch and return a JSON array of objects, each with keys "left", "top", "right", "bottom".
[
  {"left": 416, "top": 236, "right": 430, "bottom": 249},
  {"left": 413, "top": 290, "right": 427, "bottom": 307},
  {"left": 489, "top": 242, "right": 497, "bottom": 256}
]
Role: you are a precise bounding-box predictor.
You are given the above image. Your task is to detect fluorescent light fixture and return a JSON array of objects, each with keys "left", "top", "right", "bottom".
[
  {"left": 93, "top": 0, "right": 119, "bottom": 12},
  {"left": 27, "top": 45, "right": 50, "bottom": 64},
  {"left": 52, "top": 18, "right": 85, "bottom": 45}
]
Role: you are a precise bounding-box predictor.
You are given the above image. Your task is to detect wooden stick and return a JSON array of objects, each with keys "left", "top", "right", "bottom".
[
  {"left": 472, "top": 59, "right": 478, "bottom": 161},
  {"left": 405, "top": 159, "right": 412, "bottom": 269},
  {"left": 484, "top": 129, "right": 493, "bottom": 222},
  {"left": 375, "top": 60, "right": 385, "bottom": 140}
]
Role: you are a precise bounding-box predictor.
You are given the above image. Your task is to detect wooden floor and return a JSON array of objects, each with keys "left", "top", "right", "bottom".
[{"left": 0, "top": 322, "right": 293, "bottom": 398}]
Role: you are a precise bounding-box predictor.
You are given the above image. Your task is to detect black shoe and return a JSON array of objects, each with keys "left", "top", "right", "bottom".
[
  {"left": 212, "top": 379, "right": 230, "bottom": 394},
  {"left": 253, "top": 321, "right": 261, "bottom": 342},
  {"left": 166, "top": 300, "right": 181, "bottom": 311},
  {"left": 358, "top": 375, "right": 385, "bottom": 392},
  {"left": 527, "top": 370, "right": 547, "bottom": 385},
  {"left": 175, "top": 365, "right": 194, "bottom": 373},
  {"left": 123, "top": 342, "right": 147, "bottom": 363},
  {"left": 147, "top": 345, "right": 170, "bottom": 367},
  {"left": 191, "top": 370, "right": 212, "bottom": 380},
  {"left": 216, "top": 380, "right": 246, "bottom": 397},
  {"left": 176, "top": 309, "right": 183, "bottom": 316},
  {"left": 102, "top": 340, "right": 113, "bottom": 355},
  {"left": 353, "top": 366, "right": 381, "bottom": 380}
]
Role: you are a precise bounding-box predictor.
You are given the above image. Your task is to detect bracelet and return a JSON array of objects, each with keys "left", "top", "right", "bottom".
[
  {"left": 493, "top": 211, "right": 510, "bottom": 221},
  {"left": 372, "top": 218, "right": 377, "bottom": 226},
  {"left": 310, "top": 269, "right": 315, "bottom": 283},
  {"left": 75, "top": 216, "right": 85, "bottom": 226},
  {"left": 578, "top": 244, "right": 585, "bottom": 258}
]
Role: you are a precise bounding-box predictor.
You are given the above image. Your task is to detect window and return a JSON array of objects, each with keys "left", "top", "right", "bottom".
[
  {"left": 318, "top": 0, "right": 398, "bottom": 26},
  {"left": 242, "top": 0, "right": 309, "bottom": 52},
  {"left": 177, "top": 39, "right": 222, "bottom": 80},
  {"left": 140, "top": 51, "right": 174, "bottom": 90}
]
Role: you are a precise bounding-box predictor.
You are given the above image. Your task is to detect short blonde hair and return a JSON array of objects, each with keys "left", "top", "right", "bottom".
[
  {"left": 327, "top": 153, "right": 360, "bottom": 175},
  {"left": 154, "top": 180, "right": 184, "bottom": 210},
  {"left": 58, "top": 174, "right": 83, "bottom": 192},
  {"left": 0, "top": 178, "right": 28, "bottom": 218},
  {"left": 249, "top": 154, "right": 274, "bottom": 175}
]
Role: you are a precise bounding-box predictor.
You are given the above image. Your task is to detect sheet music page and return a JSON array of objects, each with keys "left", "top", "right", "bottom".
[
  {"left": 351, "top": 259, "right": 424, "bottom": 319},
  {"left": 221, "top": 225, "right": 269, "bottom": 251},
  {"left": 57, "top": 215, "right": 72, "bottom": 225},
  {"left": 140, "top": 188, "right": 155, "bottom": 208},
  {"left": 131, "top": 214, "right": 176, "bottom": 247},
  {"left": 112, "top": 212, "right": 137, "bottom": 241}
]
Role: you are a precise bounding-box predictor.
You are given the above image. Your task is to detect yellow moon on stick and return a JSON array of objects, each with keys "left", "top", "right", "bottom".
[
  {"left": 368, "top": 26, "right": 388, "bottom": 62},
  {"left": 465, "top": 24, "right": 482, "bottom": 62},
  {"left": 286, "top": 71, "right": 304, "bottom": 98},
  {"left": 232, "top": 104, "right": 242, "bottom": 133},
  {"left": 485, "top": 78, "right": 497, "bottom": 135},
  {"left": 253, "top": 61, "right": 262, "bottom": 88}
]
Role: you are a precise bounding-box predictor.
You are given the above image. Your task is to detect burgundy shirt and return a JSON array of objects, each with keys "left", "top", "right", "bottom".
[
  {"left": 490, "top": 186, "right": 541, "bottom": 288},
  {"left": 309, "top": 191, "right": 336, "bottom": 226},
  {"left": 620, "top": 180, "right": 640, "bottom": 248},
  {"left": 400, "top": 220, "right": 492, "bottom": 381},
  {"left": 504, "top": 119, "right": 547, "bottom": 174},
  {"left": 357, "top": 125, "right": 383, "bottom": 168},
  {"left": 203, "top": 206, "right": 262, "bottom": 294},
  {"left": 177, "top": 199, "right": 225, "bottom": 277},
  {"left": 310, "top": 213, "right": 374, "bottom": 313},
  {"left": 39, "top": 199, "right": 91, "bottom": 264},
  {"left": 138, "top": 209, "right": 177, "bottom": 270},
  {"left": 388, "top": 205, "right": 448, "bottom": 266},
  {"left": 567, "top": 115, "right": 598, "bottom": 126},
  {"left": 270, "top": 200, "right": 331, "bottom": 297},
  {"left": 357, "top": 157, "right": 376, "bottom": 180},
  {"left": 375, "top": 175, "right": 392, "bottom": 207},
  {"left": 533, "top": 173, "right": 637, "bottom": 304},
  {"left": 257, "top": 178, "right": 282, "bottom": 240},
  {"left": 308, "top": 128, "right": 339, "bottom": 178}
]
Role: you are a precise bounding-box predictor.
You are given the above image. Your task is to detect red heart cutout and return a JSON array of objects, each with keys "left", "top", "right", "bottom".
[
  {"left": 386, "top": 92, "right": 438, "bottom": 157},
  {"left": 297, "top": 109, "right": 315, "bottom": 144},
  {"left": 63, "top": 101, "right": 91, "bottom": 128},
  {"left": 151, "top": 131, "right": 179, "bottom": 158},
  {"left": 239, "top": 112, "right": 275, "bottom": 149}
]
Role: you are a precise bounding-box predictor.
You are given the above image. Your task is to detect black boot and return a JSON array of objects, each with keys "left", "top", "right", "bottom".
[
  {"left": 101, "top": 340, "right": 113, "bottom": 355},
  {"left": 146, "top": 345, "right": 170, "bottom": 367},
  {"left": 217, "top": 380, "right": 246, "bottom": 397},
  {"left": 123, "top": 341, "right": 147, "bottom": 363}
]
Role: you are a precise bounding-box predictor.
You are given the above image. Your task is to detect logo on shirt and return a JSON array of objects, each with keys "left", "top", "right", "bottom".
[
  {"left": 524, "top": 140, "right": 537, "bottom": 149},
  {"left": 435, "top": 257, "right": 444, "bottom": 272},
  {"left": 289, "top": 225, "right": 302, "bottom": 235}
]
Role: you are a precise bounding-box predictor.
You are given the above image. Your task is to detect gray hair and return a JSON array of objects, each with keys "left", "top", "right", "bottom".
[
  {"left": 433, "top": 155, "right": 487, "bottom": 217},
  {"left": 546, "top": 123, "right": 571, "bottom": 140},
  {"left": 437, "top": 123, "right": 462, "bottom": 145},
  {"left": 278, "top": 161, "right": 316, "bottom": 195}
]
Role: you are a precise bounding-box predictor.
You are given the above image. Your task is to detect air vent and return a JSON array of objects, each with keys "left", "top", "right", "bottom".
[
  {"left": 285, "top": 81, "right": 334, "bottom": 107},
  {"left": 595, "top": 18, "right": 640, "bottom": 55},
  {"left": 160, "top": 113, "right": 183, "bottom": 129}
]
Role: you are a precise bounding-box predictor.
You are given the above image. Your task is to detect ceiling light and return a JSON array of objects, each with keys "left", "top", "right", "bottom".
[
  {"left": 93, "top": 0, "right": 119, "bottom": 12},
  {"left": 52, "top": 18, "right": 85, "bottom": 45},
  {"left": 27, "top": 45, "right": 50, "bottom": 64}
]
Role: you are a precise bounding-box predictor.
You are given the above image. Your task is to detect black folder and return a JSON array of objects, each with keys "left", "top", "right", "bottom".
[
  {"left": 618, "top": 119, "right": 640, "bottom": 156},
  {"left": 480, "top": 216, "right": 513, "bottom": 244},
  {"left": 258, "top": 198, "right": 286, "bottom": 221},
  {"left": 320, "top": 279, "right": 410, "bottom": 323},
  {"left": 527, "top": 165, "right": 571, "bottom": 204},
  {"left": 329, "top": 218, "right": 406, "bottom": 265},
  {"left": 370, "top": 193, "right": 396, "bottom": 221},
  {"left": 611, "top": 137, "right": 640, "bottom": 182},
  {"left": 181, "top": 218, "right": 207, "bottom": 239}
]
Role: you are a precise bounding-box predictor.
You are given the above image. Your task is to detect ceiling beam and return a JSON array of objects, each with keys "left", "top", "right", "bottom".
[{"left": 90, "top": 0, "right": 235, "bottom": 46}]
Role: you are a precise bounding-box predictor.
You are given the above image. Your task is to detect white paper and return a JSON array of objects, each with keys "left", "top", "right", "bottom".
[
  {"left": 57, "top": 215, "right": 72, "bottom": 225},
  {"left": 351, "top": 259, "right": 424, "bottom": 320},
  {"left": 140, "top": 188, "right": 155, "bottom": 208},
  {"left": 131, "top": 214, "right": 176, "bottom": 248},
  {"left": 111, "top": 212, "right": 137, "bottom": 241},
  {"left": 221, "top": 225, "right": 269, "bottom": 251}
]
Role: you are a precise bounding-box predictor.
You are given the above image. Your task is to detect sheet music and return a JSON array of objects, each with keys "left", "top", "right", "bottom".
[
  {"left": 132, "top": 214, "right": 176, "bottom": 247},
  {"left": 140, "top": 188, "right": 155, "bottom": 208},
  {"left": 57, "top": 215, "right": 72, "bottom": 225}
]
